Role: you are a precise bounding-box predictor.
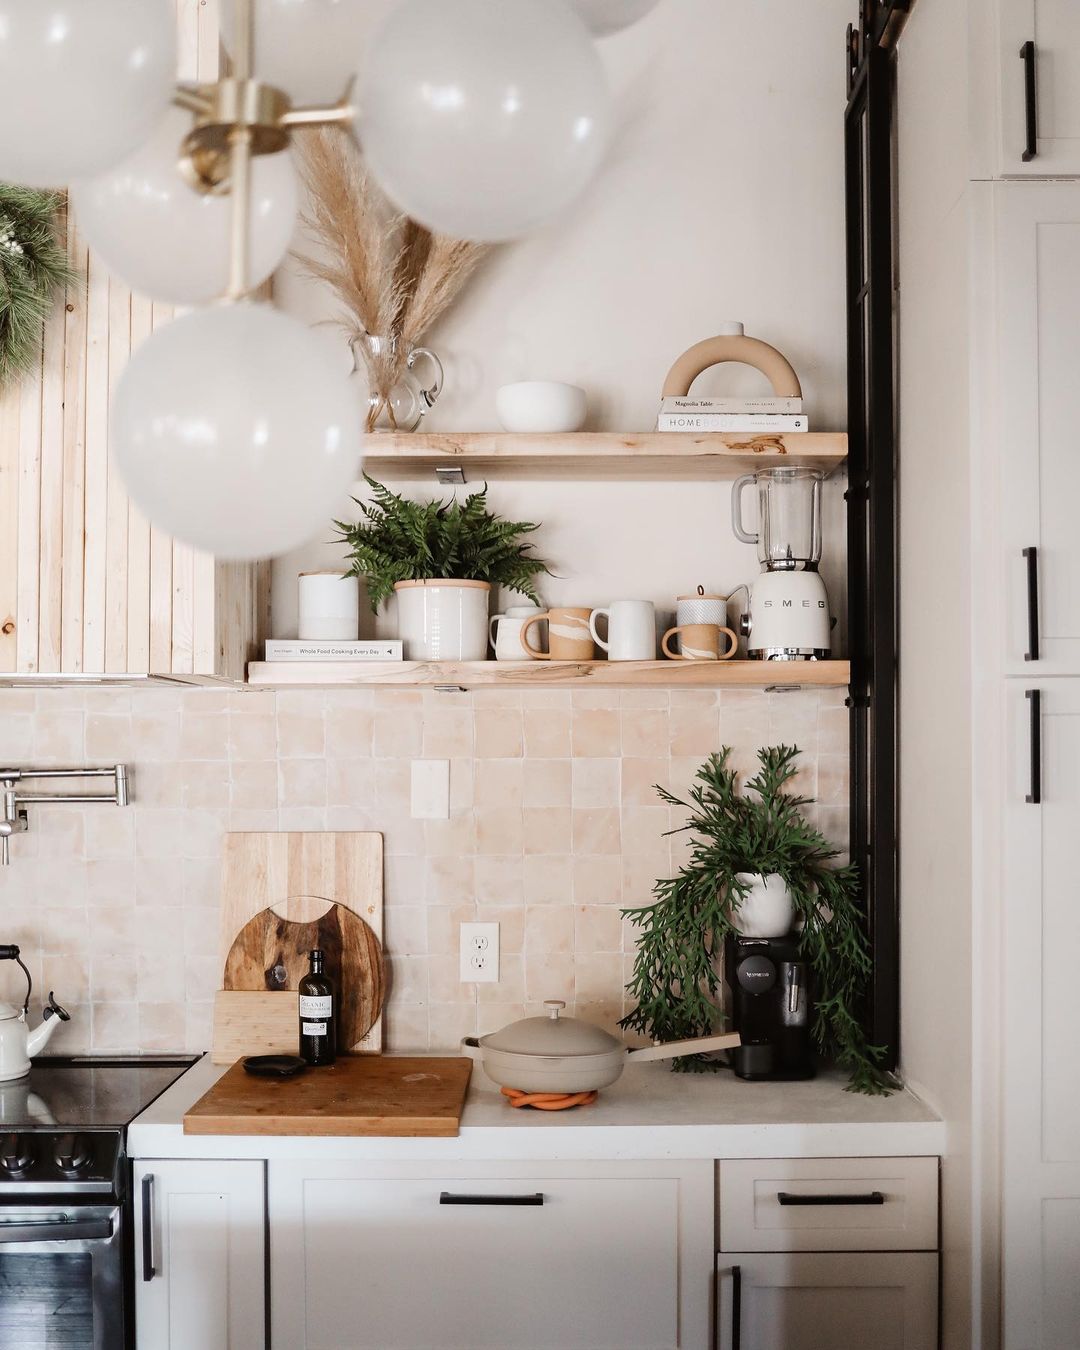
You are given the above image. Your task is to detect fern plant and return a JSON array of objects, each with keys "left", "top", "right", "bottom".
[
  {"left": 0, "top": 185, "right": 73, "bottom": 389},
  {"left": 335, "top": 475, "right": 553, "bottom": 612},
  {"left": 620, "top": 746, "right": 896, "bottom": 1095}
]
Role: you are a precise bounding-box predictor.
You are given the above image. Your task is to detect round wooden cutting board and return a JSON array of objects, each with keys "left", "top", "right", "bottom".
[{"left": 223, "top": 901, "right": 385, "bottom": 1052}]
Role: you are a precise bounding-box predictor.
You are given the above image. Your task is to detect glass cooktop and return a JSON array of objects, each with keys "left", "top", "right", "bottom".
[{"left": 0, "top": 1056, "right": 197, "bottom": 1130}]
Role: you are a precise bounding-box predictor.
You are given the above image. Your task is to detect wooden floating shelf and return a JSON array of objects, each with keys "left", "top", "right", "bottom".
[
  {"left": 247, "top": 659, "right": 851, "bottom": 689},
  {"left": 361, "top": 431, "right": 848, "bottom": 481}
]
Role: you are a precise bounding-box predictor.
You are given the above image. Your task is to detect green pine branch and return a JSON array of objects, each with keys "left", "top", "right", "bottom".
[
  {"left": 620, "top": 746, "right": 898, "bottom": 1095},
  {"left": 335, "top": 475, "right": 554, "bottom": 612},
  {"left": 0, "top": 185, "right": 74, "bottom": 390}
]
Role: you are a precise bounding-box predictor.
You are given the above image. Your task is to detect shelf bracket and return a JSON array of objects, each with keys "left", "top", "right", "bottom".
[{"left": 435, "top": 466, "right": 466, "bottom": 487}]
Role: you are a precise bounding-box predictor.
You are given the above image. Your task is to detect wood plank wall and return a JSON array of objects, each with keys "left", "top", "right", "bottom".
[{"left": 0, "top": 0, "right": 267, "bottom": 678}]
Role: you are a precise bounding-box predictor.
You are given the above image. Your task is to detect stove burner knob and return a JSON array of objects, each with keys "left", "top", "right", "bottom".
[
  {"left": 0, "top": 1133, "right": 33, "bottom": 1176},
  {"left": 54, "top": 1132, "right": 94, "bottom": 1177}
]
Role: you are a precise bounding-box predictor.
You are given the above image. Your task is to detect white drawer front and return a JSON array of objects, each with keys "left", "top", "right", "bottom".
[{"left": 718, "top": 1157, "right": 938, "bottom": 1252}]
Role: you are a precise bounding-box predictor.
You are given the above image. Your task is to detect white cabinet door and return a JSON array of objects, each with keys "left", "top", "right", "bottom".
[
  {"left": 999, "top": 0, "right": 1080, "bottom": 174},
  {"left": 1002, "top": 680, "right": 1080, "bottom": 1349},
  {"left": 133, "top": 1159, "right": 265, "bottom": 1350},
  {"left": 996, "top": 182, "right": 1080, "bottom": 673},
  {"left": 715, "top": 1254, "right": 938, "bottom": 1350},
  {"left": 269, "top": 1159, "right": 712, "bottom": 1350}
]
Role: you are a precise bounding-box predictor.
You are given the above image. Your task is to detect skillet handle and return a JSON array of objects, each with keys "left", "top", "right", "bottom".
[{"left": 626, "top": 1031, "right": 741, "bottom": 1063}]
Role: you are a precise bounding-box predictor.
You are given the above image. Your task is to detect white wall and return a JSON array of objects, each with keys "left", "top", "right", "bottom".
[
  {"left": 896, "top": 4, "right": 975, "bottom": 1347},
  {"left": 271, "top": 0, "right": 853, "bottom": 642}
]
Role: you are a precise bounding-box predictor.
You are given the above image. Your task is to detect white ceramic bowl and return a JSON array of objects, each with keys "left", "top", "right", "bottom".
[{"left": 496, "top": 381, "right": 587, "bottom": 433}]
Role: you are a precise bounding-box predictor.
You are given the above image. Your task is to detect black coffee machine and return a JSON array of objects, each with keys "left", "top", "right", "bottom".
[{"left": 723, "top": 934, "right": 815, "bottom": 1081}]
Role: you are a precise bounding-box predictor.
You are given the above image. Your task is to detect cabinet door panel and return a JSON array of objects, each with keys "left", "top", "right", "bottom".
[
  {"left": 270, "top": 1161, "right": 711, "bottom": 1350},
  {"left": 715, "top": 1254, "right": 937, "bottom": 1350},
  {"left": 997, "top": 183, "right": 1080, "bottom": 672},
  {"left": 1003, "top": 680, "right": 1080, "bottom": 1347},
  {"left": 133, "top": 1159, "right": 265, "bottom": 1350},
  {"left": 999, "top": 0, "right": 1080, "bottom": 174}
]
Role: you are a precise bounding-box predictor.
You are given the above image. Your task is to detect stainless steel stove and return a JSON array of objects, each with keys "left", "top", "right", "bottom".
[{"left": 0, "top": 1055, "right": 197, "bottom": 1350}]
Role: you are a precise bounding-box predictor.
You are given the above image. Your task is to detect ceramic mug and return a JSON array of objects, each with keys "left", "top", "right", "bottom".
[
  {"left": 489, "top": 604, "right": 544, "bottom": 661},
  {"left": 589, "top": 600, "right": 657, "bottom": 661},
  {"left": 521, "top": 607, "right": 595, "bottom": 661},
  {"left": 661, "top": 622, "right": 738, "bottom": 661}
]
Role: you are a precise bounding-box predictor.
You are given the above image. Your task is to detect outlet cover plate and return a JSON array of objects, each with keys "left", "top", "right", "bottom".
[{"left": 460, "top": 922, "right": 500, "bottom": 983}]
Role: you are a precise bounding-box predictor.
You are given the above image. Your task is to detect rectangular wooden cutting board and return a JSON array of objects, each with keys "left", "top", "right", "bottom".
[{"left": 184, "top": 1056, "right": 473, "bottom": 1137}]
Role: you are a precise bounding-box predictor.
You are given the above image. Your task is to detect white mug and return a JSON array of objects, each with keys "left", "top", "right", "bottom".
[
  {"left": 589, "top": 600, "right": 656, "bottom": 661},
  {"left": 489, "top": 604, "right": 544, "bottom": 661}
]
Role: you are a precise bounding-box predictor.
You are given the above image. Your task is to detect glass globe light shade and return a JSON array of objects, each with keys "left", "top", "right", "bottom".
[
  {"left": 219, "top": 0, "right": 369, "bottom": 105},
  {"left": 360, "top": 0, "right": 611, "bottom": 241},
  {"left": 568, "top": 0, "right": 661, "bottom": 36},
  {"left": 71, "top": 109, "right": 299, "bottom": 305},
  {"left": 111, "top": 305, "right": 361, "bottom": 560},
  {"left": 0, "top": 0, "right": 177, "bottom": 188}
]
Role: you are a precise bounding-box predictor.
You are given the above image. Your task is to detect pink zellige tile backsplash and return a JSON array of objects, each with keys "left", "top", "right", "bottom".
[{"left": 0, "top": 686, "right": 848, "bottom": 1055}]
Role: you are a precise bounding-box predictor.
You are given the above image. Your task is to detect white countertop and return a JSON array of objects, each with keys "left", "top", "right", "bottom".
[{"left": 129, "top": 1055, "right": 944, "bottom": 1161}]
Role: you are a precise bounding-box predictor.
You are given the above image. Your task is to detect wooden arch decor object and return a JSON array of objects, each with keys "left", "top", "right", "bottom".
[{"left": 660, "top": 334, "right": 803, "bottom": 399}]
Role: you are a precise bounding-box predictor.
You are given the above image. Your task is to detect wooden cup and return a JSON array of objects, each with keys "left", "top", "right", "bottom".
[
  {"left": 521, "top": 607, "right": 596, "bottom": 660},
  {"left": 661, "top": 622, "right": 738, "bottom": 661}
]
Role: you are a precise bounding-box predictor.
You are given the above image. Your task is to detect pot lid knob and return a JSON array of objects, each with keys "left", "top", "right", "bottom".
[{"left": 543, "top": 1000, "right": 566, "bottom": 1020}]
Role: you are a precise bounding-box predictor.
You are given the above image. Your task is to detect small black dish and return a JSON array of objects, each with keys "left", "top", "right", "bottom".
[{"left": 242, "top": 1054, "right": 307, "bottom": 1078}]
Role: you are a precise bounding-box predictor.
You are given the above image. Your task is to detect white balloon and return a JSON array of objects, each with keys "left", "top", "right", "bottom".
[
  {"left": 220, "top": 0, "right": 368, "bottom": 105},
  {"left": 111, "top": 305, "right": 361, "bottom": 560},
  {"left": 0, "top": 0, "right": 176, "bottom": 188},
  {"left": 71, "top": 109, "right": 298, "bottom": 305},
  {"left": 360, "top": 0, "right": 610, "bottom": 241},
  {"left": 568, "top": 0, "right": 661, "bottom": 36}
]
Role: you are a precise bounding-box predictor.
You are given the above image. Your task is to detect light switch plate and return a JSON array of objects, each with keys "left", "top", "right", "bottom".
[
  {"left": 411, "top": 760, "right": 450, "bottom": 819},
  {"left": 460, "top": 922, "right": 499, "bottom": 983}
]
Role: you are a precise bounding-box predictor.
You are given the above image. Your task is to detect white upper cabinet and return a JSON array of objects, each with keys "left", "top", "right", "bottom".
[
  {"left": 995, "top": 181, "right": 1080, "bottom": 673},
  {"left": 998, "top": 0, "right": 1080, "bottom": 174}
]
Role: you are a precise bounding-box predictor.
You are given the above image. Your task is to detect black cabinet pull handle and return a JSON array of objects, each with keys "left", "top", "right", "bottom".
[
  {"left": 439, "top": 1192, "right": 544, "bottom": 1206},
  {"left": 731, "top": 1264, "right": 742, "bottom": 1350},
  {"left": 141, "top": 1174, "right": 156, "bottom": 1282},
  {"left": 1023, "top": 546, "right": 1040, "bottom": 660},
  {"left": 1021, "top": 40, "right": 1038, "bottom": 161},
  {"left": 1026, "top": 689, "right": 1042, "bottom": 804},
  {"left": 777, "top": 1190, "right": 886, "bottom": 1206}
]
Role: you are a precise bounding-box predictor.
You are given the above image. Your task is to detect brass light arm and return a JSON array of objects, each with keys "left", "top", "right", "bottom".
[{"left": 174, "top": 83, "right": 215, "bottom": 116}]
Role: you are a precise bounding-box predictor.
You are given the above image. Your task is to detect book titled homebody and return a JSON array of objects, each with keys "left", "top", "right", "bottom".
[
  {"left": 657, "top": 412, "right": 809, "bottom": 432},
  {"left": 264, "top": 640, "right": 403, "bottom": 661}
]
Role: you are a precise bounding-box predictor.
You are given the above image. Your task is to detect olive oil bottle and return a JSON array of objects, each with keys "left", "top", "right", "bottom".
[{"left": 298, "top": 948, "right": 336, "bottom": 1066}]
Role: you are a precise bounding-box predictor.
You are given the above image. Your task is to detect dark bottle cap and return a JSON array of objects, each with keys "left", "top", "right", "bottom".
[{"left": 309, "top": 948, "right": 325, "bottom": 969}]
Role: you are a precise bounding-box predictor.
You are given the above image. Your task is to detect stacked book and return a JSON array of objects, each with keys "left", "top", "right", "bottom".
[
  {"left": 264, "top": 639, "right": 403, "bottom": 662},
  {"left": 656, "top": 395, "right": 807, "bottom": 433}
]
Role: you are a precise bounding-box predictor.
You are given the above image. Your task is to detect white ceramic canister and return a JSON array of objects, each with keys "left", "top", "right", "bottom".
[
  {"left": 490, "top": 603, "right": 544, "bottom": 661},
  {"left": 394, "top": 579, "right": 491, "bottom": 661},
  {"left": 297, "top": 571, "right": 360, "bottom": 641},
  {"left": 731, "top": 871, "right": 796, "bottom": 939},
  {"left": 676, "top": 590, "right": 728, "bottom": 628}
]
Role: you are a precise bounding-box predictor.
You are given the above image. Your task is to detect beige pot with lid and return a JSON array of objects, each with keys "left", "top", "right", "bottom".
[{"left": 462, "top": 1000, "right": 740, "bottom": 1095}]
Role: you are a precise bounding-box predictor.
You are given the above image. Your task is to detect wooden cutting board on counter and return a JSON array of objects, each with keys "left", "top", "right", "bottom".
[
  {"left": 184, "top": 1056, "right": 473, "bottom": 1137},
  {"left": 212, "top": 832, "right": 385, "bottom": 1063}
]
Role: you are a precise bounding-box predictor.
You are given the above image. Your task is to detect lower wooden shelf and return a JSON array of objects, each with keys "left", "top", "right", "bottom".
[{"left": 246, "top": 659, "right": 850, "bottom": 689}]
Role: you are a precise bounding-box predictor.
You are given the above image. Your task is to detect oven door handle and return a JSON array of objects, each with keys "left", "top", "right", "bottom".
[{"left": 0, "top": 1217, "right": 114, "bottom": 1243}]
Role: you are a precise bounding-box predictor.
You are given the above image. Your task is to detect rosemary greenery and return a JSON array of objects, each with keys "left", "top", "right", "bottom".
[
  {"left": 336, "top": 475, "right": 553, "bottom": 613},
  {"left": 620, "top": 746, "right": 895, "bottom": 1094},
  {"left": 0, "top": 186, "right": 73, "bottom": 389}
]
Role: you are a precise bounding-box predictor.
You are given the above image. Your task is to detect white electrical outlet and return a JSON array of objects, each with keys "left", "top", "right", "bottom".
[
  {"left": 459, "top": 922, "right": 500, "bottom": 983},
  {"left": 410, "top": 760, "right": 450, "bottom": 819}
]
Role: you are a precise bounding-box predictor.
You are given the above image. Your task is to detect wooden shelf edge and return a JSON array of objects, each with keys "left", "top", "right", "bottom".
[{"left": 246, "top": 659, "right": 851, "bottom": 689}]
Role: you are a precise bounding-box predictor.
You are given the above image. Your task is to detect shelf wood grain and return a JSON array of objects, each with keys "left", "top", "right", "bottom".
[
  {"left": 247, "top": 659, "right": 850, "bottom": 689},
  {"left": 361, "top": 431, "right": 847, "bottom": 480}
]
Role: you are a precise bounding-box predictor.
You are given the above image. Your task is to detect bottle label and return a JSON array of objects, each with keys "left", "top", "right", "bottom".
[
  {"left": 300, "top": 995, "right": 332, "bottom": 1018},
  {"left": 302, "top": 1022, "right": 327, "bottom": 1036}
]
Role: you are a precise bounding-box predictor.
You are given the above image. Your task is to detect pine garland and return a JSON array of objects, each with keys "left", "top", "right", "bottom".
[
  {"left": 0, "top": 186, "right": 73, "bottom": 389},
  {"left": 335, "top": 475, "right": 554, "bottom": 613},
  {"left": 620, "top": 746, "right": 897, "bottom": 1095}
]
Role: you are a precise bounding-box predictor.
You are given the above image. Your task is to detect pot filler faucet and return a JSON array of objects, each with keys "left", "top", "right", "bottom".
[{"left": 0, "top": 765, "right": 129, "bottom": 866}]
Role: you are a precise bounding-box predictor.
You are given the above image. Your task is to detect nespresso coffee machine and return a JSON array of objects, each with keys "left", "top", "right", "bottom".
[{"left": 724, "top": 934, "right": 815, "bottom": 1080}]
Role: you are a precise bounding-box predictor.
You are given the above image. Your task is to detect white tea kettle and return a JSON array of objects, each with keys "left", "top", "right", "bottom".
[{"left": 0, "top": 944, "right": 70, "bottom": 1081}]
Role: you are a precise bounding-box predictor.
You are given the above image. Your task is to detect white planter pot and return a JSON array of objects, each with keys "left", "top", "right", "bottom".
[
  {"left": 731, "top": 871, "right": 795, "bottom": 938},
  {"left": 394, "top": 580, "right": 491, "bottom": 661}
]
